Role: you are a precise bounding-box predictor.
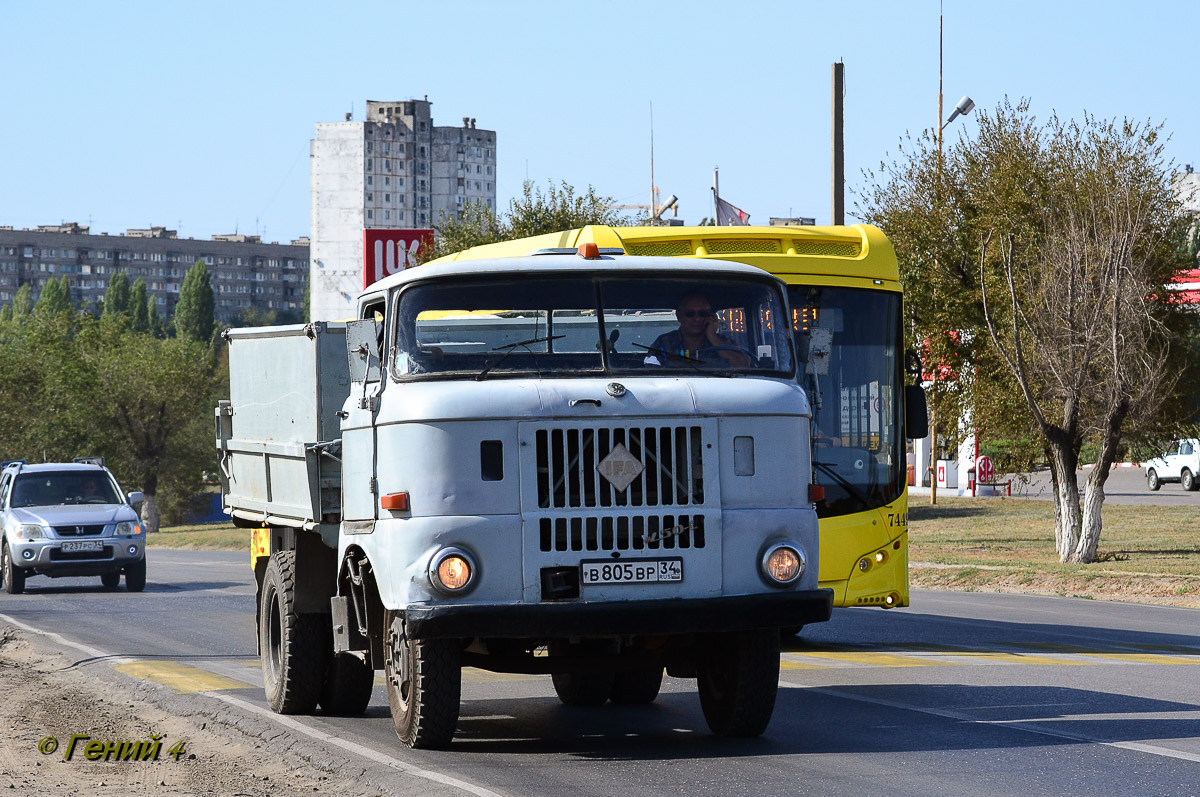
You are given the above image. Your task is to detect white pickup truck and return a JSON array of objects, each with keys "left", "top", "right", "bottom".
[{"left": 1145, "top": 439, "right": 1200, "bottom": 491}]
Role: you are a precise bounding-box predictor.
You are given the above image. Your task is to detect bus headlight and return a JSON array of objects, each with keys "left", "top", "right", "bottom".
[
  {"left": 760, "top": 543, "right": 805, "bottom": 586},
  {"left": 428, "top": 547, "right": 478, "bottom": 595}
]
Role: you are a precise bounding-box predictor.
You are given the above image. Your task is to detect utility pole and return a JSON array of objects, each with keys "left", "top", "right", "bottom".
[{"left": 831, "top": 61, "right": 845, "bottom": 225}]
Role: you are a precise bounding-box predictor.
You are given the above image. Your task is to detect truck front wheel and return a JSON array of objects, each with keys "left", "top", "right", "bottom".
[
  {"left": 260, "top": 551, "right": 330, "bottom": 714},
  {"left": 697, "top": 629, "right": 780, "bottom": 737},
  {"left": 609, "top": 667, "right": 664, "bottom": 705},
  {"left": 385, "top": 612, "right": 460, "bottom": 749}
]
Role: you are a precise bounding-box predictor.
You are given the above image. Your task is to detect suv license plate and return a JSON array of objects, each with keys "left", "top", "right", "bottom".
[
  {"left": 581, "top": 558, "right": 683, "bottom": 585},
  {"left": 60, "top": 540, "right": 103, "bottom": 552}
]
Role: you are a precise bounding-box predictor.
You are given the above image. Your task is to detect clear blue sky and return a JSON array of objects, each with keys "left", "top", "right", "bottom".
[{"left": 2, "top": 0, "right": 1195, "bottom": 242}]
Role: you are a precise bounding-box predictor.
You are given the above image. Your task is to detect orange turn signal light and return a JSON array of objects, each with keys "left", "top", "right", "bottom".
[
  {"left": 809, "top": 484, "right": 825, "bottom": 502},
  {"left": 381, "top": 492, "right": 409, "bottom": 511}
]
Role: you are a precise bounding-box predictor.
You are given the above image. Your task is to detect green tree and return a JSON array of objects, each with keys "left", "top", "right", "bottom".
[
  {"left": 103, "top": 270, "right": 131, "bottom": 320},
  {"left": 11, "top": 284, "right": 32, "bottom": 317},
  {"left": 432, "top": 180, "right": 630, "bottom": 259},
  {"left": 863, "top": 99, "right": 1195, "bottom": 563},
  {"left": 34, "top": 277, "right": 73, "bottom": 316},
  {"left": 174, "top": 261, "right": 215, "bottom": 343},
  {"left": 147, "top": 296, "right": 165, "bottom": 338},
  {"left": 130, "top": 278, "right": 150, "bottom": 334}
]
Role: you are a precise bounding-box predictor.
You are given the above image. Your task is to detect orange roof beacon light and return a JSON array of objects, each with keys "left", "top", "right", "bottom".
[{"left": 577, "top": 242, "right": 601, "bottom": 260}]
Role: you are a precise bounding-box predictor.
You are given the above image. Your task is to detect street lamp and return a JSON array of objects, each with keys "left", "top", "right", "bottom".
[{"left": 943, "top": 96, "right": 975, "bottom": 131}]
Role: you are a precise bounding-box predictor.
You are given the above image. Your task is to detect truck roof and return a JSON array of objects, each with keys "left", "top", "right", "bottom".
[{"left": 366, "top": 252, "right": 778, "bottom": 295}]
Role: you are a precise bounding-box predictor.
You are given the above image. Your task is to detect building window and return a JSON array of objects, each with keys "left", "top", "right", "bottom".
[
  {"left": 384, "top": 194, "right": 389, "bottom": 202},
  {"left": 367, "top": 210, "right": 373, "bottom": 220},
  {"left": 367, "top": 193, "right": 373, "bottom": 202},
  {"left": 385, "top": 177, "right": 390, "bottom": 187},
  {"left": 385, "top": 210, "right": 391, "bottom": 220},
  {"left": 366, "top": 159, "right": 372, "bottom": 169},
  {"left": 367, "top": 176, "right": 373, "bottom": 186}
]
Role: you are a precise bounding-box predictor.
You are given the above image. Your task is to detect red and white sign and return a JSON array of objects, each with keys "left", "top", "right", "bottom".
[
  {"left": 976, "top": 455, "right": 994, "bottom": 484},
  {"left": 363, "top": 229, "right": 434, "bottom": 289}
]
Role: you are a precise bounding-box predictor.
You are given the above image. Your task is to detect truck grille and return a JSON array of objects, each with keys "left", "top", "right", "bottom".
[
  {"left": 538, "top": 513, "right": 706, "bottom": 553},
  {"left": 53, "top": 524, "right": 105, "bottom": 537},
  {"left": 535, "top": 425, "right": 704, "bottom": 509}
]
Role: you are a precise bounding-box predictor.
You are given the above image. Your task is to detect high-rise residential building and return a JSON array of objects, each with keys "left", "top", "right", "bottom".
[
  {"left": 0, "top": 224, "right": 308, "bottom": 322},
  {"left": 310, "top": 98, "right": 497, "bottom": 321}
]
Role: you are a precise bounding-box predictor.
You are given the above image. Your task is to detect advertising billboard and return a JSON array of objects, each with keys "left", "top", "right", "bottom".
[{"left": 363, "top": 229, "right": 434, "bottom": 289}]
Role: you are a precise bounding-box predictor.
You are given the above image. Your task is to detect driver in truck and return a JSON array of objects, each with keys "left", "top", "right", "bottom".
[{"left": 644, "top": 292, "right": 751, "bottom": 368}]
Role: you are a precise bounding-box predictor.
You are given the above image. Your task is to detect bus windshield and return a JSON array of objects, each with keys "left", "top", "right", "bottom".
[
  {"left": 392, "top": 274, "right": 794, "bottom": 379},
  {"left": 789, "top": 285, "right": 904, "bottom": 517}
]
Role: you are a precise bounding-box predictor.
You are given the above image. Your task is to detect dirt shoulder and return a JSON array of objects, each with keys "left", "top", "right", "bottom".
[{"left": 0, "top": 626, "right": 383, "bottom": 797}]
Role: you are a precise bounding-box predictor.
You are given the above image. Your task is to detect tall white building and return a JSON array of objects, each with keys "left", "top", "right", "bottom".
[{"left": 310, "top": 98, "right": 497, "bottom": 321}]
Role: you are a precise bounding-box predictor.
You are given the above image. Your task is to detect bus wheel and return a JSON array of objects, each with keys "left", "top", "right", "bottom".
[
  {"left": 385, "top": 612, "right": 460, "bottom": 749},
  {"left": 260, "top": 551, "right": 330, "bottom": 714},
  {"left": 697, "top": 629, "right": 780, "bottom": 737},
  {"left": 610, "top": 666, "right": 664, "bottom": 705},
  {"left": 319, "top": 651, "right": 375, "bottom": 716}
]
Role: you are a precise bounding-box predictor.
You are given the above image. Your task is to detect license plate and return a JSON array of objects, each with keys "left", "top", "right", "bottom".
[
  {"left": 60, "top": 540, "right": 103, "bottom": 552},
  {"left": 580, "top": 558, "right": 683, "bottom": 585}
]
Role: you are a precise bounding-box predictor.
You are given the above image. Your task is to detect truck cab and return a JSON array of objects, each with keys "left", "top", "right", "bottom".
[{"left": 218, "top": 247, "right": 831, "bottom": 748}]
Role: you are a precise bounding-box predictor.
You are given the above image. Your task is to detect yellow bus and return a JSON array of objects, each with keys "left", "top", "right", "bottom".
[{"left": 428, "top": 224, "right": 923, "bottom": 612}]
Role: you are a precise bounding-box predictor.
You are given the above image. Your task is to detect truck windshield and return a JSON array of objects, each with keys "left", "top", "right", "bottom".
[
  {"left": 10, "top": 472, "right": 123, "bottom": 507},
  {"left": 789, "top": 285, "right": 904, "bottom": 517},
  {"left": 392, "top": 274, "right": 794, "bottom": 379}
]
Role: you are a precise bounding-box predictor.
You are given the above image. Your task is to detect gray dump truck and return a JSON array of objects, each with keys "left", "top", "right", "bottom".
[{"left": 216, "top": 248, "right": 832, "bottom": 748}]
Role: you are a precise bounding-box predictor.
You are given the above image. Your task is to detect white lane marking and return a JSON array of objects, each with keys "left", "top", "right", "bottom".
[
  {"left": 0, "top": 613, "right": 503, "bottom": 797},
  {"left": 209, "top": 692, "right": 504, "bottom": 797},
  {"left": 781, "top": 682, "right": 1200, "bottom": 764},
  {"left": 0, "top": 612, "right": 134, "bottom": 664}
]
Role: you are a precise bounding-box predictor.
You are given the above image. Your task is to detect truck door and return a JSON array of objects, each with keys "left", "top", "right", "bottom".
[{"left": 341, "top": 297, "right": 387, "bottom": 522}]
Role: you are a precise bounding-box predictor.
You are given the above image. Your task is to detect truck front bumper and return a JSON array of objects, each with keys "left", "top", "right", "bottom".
[{"left": 403, "top": 588, "right": 833, "bottom": 639}]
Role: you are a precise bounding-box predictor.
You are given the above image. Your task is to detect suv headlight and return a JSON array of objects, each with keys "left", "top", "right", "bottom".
[
  {"left": 14, "top": 524, "right": 45, "bottom": 540},
  {"left": 115, "top": 522, "right": 143, "bottom": 536}
]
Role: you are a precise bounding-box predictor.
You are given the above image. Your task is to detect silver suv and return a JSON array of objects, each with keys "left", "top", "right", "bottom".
[{"left": 0, "top": 460, "right": 146, "bottom": 593}]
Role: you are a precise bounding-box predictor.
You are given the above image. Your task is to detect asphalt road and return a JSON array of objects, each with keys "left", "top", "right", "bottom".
[
  {"left": 1005, "top": 465, "right": 1200, "bottom": 506},
  {"left": 3, "top": 549, "right": 1200, "bottom": 796}
]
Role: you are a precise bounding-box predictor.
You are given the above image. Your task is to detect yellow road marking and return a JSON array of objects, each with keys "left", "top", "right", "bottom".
[
  {"left": 114, "top": 661, "right": 253, "bottom": 693},
  {"left": 1087, "top": 653, "right": 1200, "bottom": 665},
  {"left": 788, "top": 650, "right": 956, "bottom": 668},
  {"left": 937, "top": 651, "right": 1095, "bottom": 666},
  {"left": 780, "top": 660, "right": 832, "bottom": 670}
]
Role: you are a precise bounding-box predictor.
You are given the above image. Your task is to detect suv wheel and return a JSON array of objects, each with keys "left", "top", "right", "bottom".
[
  {"left": 125, "top": 559, "right": 147, "bottom": 592},
  {"left": 100, "top": 572, "right": 121, "bottom": 590},
  {"left": 1147, "top": 469, "right": 1161, "bottom": 491},
  {"left": 1183, "top": 469, "right": 1197, "bottom": 492},
  {"left": 2, "top": 542, "right": 25, "bottom": 595}
]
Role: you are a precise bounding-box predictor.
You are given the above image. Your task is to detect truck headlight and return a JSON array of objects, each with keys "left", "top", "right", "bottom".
[
  {"left": 428, "top": 547, "right": 478, "bottom": 595},
  {"left": 115, "top": 522, "right": 143, "bottom": 536},
  {"left": 14, "top": 524, "right": 44, "bottom": 540},
  {"left": 761, "top": 543, "right": 805, "bottom": 586}
]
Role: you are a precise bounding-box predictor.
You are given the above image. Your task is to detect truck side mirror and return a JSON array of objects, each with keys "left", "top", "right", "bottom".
[
  {"left": 346, "top": 320, "right": 382, "bottom": 383},
  {"left": 905, "top": 385, "right": 928, "bottom": 440}
]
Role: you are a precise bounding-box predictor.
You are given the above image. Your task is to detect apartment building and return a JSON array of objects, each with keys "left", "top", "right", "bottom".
[
  {"left": 310, "top": 97, "right": 496, "bottom": 321},
  {"left": 0, "top": 223, "right": 309, "bottom": 322}
]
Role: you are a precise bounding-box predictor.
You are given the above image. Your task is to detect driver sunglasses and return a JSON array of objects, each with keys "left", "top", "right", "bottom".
[{"left": 680, "top": 309, "right": 713, "bottom": 318}]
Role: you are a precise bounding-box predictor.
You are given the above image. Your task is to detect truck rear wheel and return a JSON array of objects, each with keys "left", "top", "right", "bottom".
[
  {"left": 260, "top": 551, "right": 330, "bottom": 714},
  {"left": 319, "top": 651, "right": 375, "bottom": 716},
  {"left": 609, "top": 667, "right": 664, "bottom": 705},
  {"left": 385, "top": 613, "right": 460, "bottom": 749},
  {"left": 697, "top": 629, "right": 780, "bottom": 737}
]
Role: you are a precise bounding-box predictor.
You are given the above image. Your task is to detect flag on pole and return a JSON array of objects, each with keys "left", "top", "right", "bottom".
[{"left": 714, "top": 195, "right": 750, "bottom": 226}]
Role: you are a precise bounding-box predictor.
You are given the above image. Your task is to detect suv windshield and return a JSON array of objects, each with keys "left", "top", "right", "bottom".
[
  {"left": 10, "top": 472, "right": 122, "bottom": 507},
  {"left": 391, "top": 274, "right": 794, "bottom": 379}
]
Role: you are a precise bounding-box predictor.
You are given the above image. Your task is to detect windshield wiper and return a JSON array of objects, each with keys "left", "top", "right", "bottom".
[
  {"left": 813, "top": 461, "right": 874, "bottom": 505},
  {"left": 475, "top": 334, "right": 564, "bottom": 381}
]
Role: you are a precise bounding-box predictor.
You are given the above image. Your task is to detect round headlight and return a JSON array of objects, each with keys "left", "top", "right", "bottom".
[
  {"left": 761, "top": 543, "right": 805, "bottom": 586},
  {"left": 428, "top": 547, "right": 477, "bottom": 595}
]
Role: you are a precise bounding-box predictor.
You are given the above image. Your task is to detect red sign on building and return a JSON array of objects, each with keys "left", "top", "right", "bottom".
[{"left": 363, "top": 229, "right": 434, "bottom": 289}]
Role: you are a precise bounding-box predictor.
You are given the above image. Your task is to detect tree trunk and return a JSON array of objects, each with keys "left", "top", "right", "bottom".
[
  {"left": 141, "top": 493, "right": 161, "bottom": 535},
  {"left": 1046, "top": 440, "right": 1081, "bottom": 563},
  {"left": 928, "top": 403, "right": 938, "bottom": 505},
  {"left": 1071, "top": 399, "right": 1130, "bottom": 564}
]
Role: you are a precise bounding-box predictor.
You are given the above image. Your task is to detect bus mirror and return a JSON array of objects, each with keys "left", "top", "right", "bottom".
[{"left": 905, "top": 385, "right": 929, "bottom": 440}]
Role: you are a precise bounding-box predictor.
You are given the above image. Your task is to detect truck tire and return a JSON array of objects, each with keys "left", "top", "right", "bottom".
[
  {"left": 1183, "top": 469, "right": 1197, "bottom": 492},
  {"left": 125, "top": 559, "right": 147, "bottom": 592},
  {"left": 260, "top": 551, "right": 330, "bottom": 714},
  {"left": 2, "top": 543, "right": 25, "bottom": 595},
  {"left": 385, "top": 613, "right": 460, "bottom": 749},
  {"left": 697, "top": 629, "right": 780, "bottom": 738},
  {"left": 610, "top": 667, "right": 664, "bottom": 705},
  {"left": 319, "top": 651, "right": 375, "bottom": 716},
  {"left": 100, "top": 572, "right": 121, "bottom": 590},
  {"left": 552, "top": 672, "right": 616, "bottom": 706},
  {"left": 1147, "top": 469, "right": 1161, "bottom": 491}
]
